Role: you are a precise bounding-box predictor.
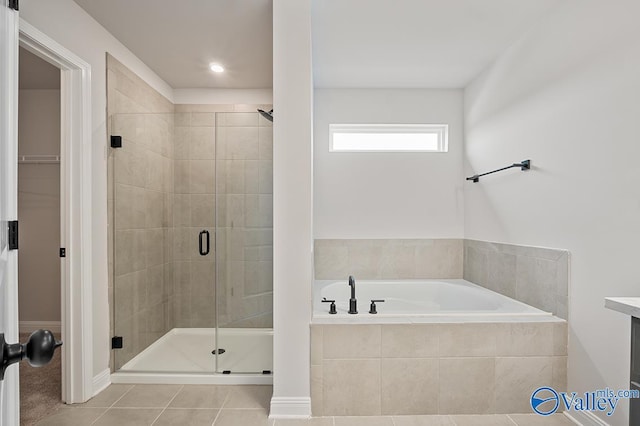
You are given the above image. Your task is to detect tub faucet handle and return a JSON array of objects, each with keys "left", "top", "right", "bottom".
[
  {"left": 322, "top": 298, "right": 337, "bottom": 315},
  {"left": 369, "top": 299, "right": 385, "bottom": 314}
]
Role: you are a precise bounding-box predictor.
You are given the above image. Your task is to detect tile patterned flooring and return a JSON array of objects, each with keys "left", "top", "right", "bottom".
[{"left": 34, "top": 384, "right": 577, "bottom": 426}]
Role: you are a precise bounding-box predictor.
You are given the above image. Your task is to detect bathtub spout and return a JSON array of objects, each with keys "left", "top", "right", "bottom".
[{"left": 348, "top": 275, "right": 358, "bottom": 314}]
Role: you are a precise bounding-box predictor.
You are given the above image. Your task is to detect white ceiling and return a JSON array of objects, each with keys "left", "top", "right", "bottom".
[
  {"left": 72, "top": 0, "right": 563, "bottom": 91},
  {"left": 19, "top": 48, "right": 60, "bottom": 90},
  {"left": 73, "top": 0, "right": 273, "bottom": 89},
  {"left": 312, "top": 0, "right": 563, "bottom": 88}
]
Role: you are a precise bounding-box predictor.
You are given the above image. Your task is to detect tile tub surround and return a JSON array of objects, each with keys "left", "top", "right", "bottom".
[
  {"left": 314, "top": 239, "right": 464, "bottom": 280},
  {"left": 314, "top": 239, "right": 569, "bottom": 320},
  {"left": 463, "top": 240, "right": 569, "bottom": 320},
  {"left": 310, "top": 321, "right": 568, "bottom": 416}
]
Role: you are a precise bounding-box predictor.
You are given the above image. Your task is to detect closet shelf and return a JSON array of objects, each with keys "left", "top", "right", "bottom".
[{"left": 17, "top": 155, "right": 60, "bottom": 164}]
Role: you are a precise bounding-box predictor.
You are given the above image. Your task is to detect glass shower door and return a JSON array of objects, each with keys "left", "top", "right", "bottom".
[{"left": 215, "top": 111, "right": 273, "bottom": 373}]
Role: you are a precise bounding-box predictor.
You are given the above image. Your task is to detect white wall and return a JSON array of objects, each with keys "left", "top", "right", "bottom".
[
  {"left": 271, "top": 0, "right": 313, "bottom": 417},
  {"left": 18, "top": 89, "right": 60, "bottom": 324},
  {"left": 20, "top": 0, "right": 173, "bottom": 382},
  {"left": 314, "top": 89, "right": 464, "bottom": 239},
  {"left": 464, "top": 0, "right": 640, "bottom": 424}
]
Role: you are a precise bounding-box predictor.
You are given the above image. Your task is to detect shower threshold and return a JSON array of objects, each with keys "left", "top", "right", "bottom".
[{"left": 111, "top": 328, "right": 273, "bottom": 385}]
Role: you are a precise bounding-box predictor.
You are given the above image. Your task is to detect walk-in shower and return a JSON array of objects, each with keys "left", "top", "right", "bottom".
[{"left": 108, "top": 111, "right": 273, "bottom": 384}]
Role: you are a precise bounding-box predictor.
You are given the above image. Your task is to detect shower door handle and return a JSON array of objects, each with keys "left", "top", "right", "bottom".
[{"left": 199, "top": 230, "right": 210, "bottom": 256}]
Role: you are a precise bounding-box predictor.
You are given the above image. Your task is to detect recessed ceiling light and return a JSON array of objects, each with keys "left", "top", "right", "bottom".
[{"left": 209, "top": 63, "right": 224, "bottom": 73}]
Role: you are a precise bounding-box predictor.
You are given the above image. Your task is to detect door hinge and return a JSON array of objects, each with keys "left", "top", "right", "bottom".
[
  {"left": 60, "top": 248, "right": 66, "bottom": 258},
  {"left": 8, "top": 221, "right": 18, "bottom": 250},
  {"left": 111, "top": 336, "right": 123, "bottom": 349},
  {"left": 8, "top": 0, "right": 18, "bottom": 11}
]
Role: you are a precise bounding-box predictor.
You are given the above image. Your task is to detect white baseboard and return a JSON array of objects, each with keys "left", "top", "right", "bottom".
[
  {"left": 19, "top": 321, "right": 61, "bottom": 334},
  {"left": 92, "top": 368, "right": 111, "bottom": 397},
  {"left": 564, "top": 411, "right": 611, "bottom": 426},
  {"left": 268, "top": 397, "right": 311, "bottom": 418}
]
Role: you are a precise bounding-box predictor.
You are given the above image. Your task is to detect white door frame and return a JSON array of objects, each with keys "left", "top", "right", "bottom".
[{"left": 18, "top": 19, "right": 93, "bottom": 404}]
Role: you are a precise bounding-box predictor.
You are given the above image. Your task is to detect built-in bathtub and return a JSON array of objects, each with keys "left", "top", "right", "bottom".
[
  {"left": 310, "top": 278, "right": 568, "bottom": 416},
  {"left": 314, "top": 279, "right": 550, "bottom": 322}
]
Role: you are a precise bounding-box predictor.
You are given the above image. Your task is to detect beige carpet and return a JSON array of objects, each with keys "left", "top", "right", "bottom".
[{"left": 19, "top": 333, "right": 64, "bottom": 426}]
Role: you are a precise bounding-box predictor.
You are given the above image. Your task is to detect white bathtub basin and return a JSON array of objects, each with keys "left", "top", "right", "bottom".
[{"left": 313, "top": 279, "right": 553, "bottom": 323}]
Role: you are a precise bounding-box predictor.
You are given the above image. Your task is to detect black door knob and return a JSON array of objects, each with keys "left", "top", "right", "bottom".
[{"left": 0, "top": 329, "right": 63, "bottom": 380}]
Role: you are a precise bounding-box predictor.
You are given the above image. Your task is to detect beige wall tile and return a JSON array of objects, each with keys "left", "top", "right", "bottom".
[
  {"left": 381, "top": 324, "right": 439, "bottom": 358},
  {"left": 381, "top": 358, "right": 439, "bottom": 415},
  {"left": 494, "top": 357, "right": 553, "bottom": 413},
  {"left": 259, "top": 127, "right": 273, "bottom": 160},
  {"left": 190, "top": 194, "right": 215, "bottom": 227},
  {"left": 516, "top": 256, "right": 558, "bottom": 314},
  {"left": 189, "top": 160, "right": 215, "bottom": 194},
  {"left": 552, "top": 356, "right": 567, "bottom": 392},
  {"left": 323, "top": 325, "right": 381, "bottom": 359},
  {"left": 311, "top": 365, "right": 323, "bottom": 416},
  {"left": 311, "top": 325, "right": 324, "bottom": 365},
  {"left": 439, "top": 358, "right": 495, "bottom": 414},
  {"left": 439, "top": 323, "right": 497, "bottom": 357},
  {"left": 553, "top": 322, "right": 568, "bottom": 356},
  {"left": 224, "top": 112, "right": 259, "bottom": 127},
  {"left": 225, "top": 127, "right": 260, "bottom": 160},
  {"left": 495, "top": 323, "right": 554, "bottom": 357},
  {"left": 191, "top": 112, "right": 216, "bottom": 127},
  {"left": 314, "top": 243, "right": 349, "bottom": 280},
  {"left": 323, "top": 359, "right": 381, "bottom": 415},
  {"left": 380, "top": 245, "right": 416, "bottom": 279},
  {"left": 190, "top": 127, "right": 215, "bottom": 159}
]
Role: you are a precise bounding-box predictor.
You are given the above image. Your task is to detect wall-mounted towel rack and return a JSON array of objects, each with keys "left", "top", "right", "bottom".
[
  {"left": 18, "top": 155, "right": 60, "bottom": 164},
  {"left": 466, "top": 159, "right": 530, "bottom": 183}
]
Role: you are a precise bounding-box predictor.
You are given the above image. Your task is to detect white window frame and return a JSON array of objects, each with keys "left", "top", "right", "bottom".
[{"left": 329, "top": 123, "right": 448, "bottom": 153}]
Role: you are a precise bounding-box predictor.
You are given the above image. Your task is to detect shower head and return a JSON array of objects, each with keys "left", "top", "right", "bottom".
[{"left": 258, "top": 109, "right": 274, "bottom": 122}]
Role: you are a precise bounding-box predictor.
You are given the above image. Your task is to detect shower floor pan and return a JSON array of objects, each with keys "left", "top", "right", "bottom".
[{"left": 111, "top": 328, "right": 273, "bottom": 385}]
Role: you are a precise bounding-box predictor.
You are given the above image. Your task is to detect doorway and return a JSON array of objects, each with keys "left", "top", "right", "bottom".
[{"left": 17, "top": 46, "right": 63, "bottom": 425}]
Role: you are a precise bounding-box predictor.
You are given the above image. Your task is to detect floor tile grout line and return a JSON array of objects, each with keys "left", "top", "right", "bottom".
[
  {"left": 150, "top": 384, "right": 185, "bottom": 426},
  {"left": 449, "top": 414, "right": 458, "bottom": 426},
  {"left": 86, "top": 385, "right": 138, "bottom": 426},
  {"left": 211, "top": 387, "right": 232, "bottom": 425},
  {"left": 505, "top": 414, "right": 519, "bottom": 425}
]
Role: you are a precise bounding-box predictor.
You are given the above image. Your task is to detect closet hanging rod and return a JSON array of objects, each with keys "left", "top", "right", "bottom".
[
  {"left": 466, "top": 159, "right": 530, "bottom": 183},
  {"left": 17, "top": 155, "right": 60, "bottom": 164}
]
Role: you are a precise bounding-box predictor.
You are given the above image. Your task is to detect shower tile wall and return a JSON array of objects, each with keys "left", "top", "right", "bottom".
[
  {"left": 172, "top": 111, "right": 216, "bottom": 328},
  {"left": 107, "top": 54, "right": 175, "bottom": 370},
  {"left": 216, "top": 112, "right": 274, "bottom": 328}
]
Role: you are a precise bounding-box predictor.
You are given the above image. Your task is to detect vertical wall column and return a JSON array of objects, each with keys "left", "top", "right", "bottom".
[{"left": 271, "top": 0, "right": 313, "bottom": 418}]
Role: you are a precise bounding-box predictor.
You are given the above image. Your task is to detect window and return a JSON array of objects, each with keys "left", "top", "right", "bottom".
[{"left": 329, "top": 124, "right": 448, "bottom": 153}]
